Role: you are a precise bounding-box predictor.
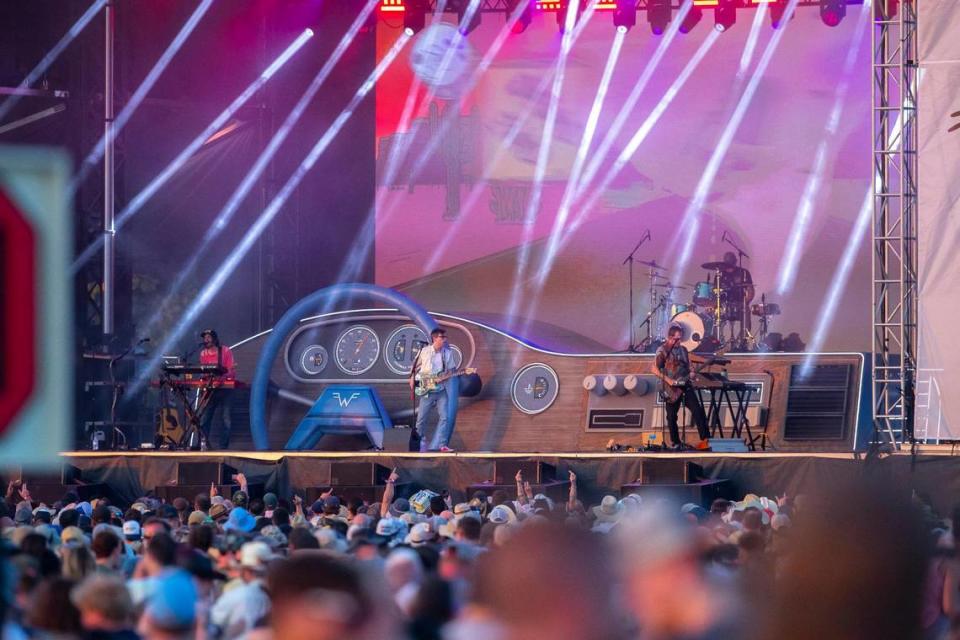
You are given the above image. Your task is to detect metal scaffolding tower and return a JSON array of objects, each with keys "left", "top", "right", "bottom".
[{"left": 871, "top": 0, "right": 918, "bottom": 447}]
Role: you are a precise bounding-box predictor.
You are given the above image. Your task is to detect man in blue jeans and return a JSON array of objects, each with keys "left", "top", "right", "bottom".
[{"left": 410, "top": 328, "right": 459, "bottom": 452}]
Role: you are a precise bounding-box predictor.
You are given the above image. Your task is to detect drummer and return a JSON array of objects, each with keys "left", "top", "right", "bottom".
[{"left": 719, "top": 251, "right": 755, "bottom": 329}]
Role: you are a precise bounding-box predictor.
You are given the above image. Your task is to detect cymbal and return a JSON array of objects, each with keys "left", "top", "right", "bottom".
[
  {"left": 638, "top": 260, "right": 666, "bottom": 270},
  {"left": 700, "top": 261, "right": 739, "bottom": 272},
  {"left": 653, "top": 283, "right": 687, "bottom": 289}
]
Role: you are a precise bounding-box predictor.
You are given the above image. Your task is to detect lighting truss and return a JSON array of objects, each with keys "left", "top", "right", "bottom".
[
  {"left": 871, "top": 0, "right": 918, "bottom": 447},
  {"left": 381, "top": 0, "right": 822, "bottom": 12}
]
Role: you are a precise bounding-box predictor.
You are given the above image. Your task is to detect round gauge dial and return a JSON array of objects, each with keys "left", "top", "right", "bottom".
[
  {"left": 300, "top": 345, "right": 329, "bottom": 376},
  {"left": 449, "top": 344, "right": 463, "bottom": 370},
  {"left": 383, "top": 325, "right": 429, "bottom": 375},
  {"left": 334, "top": 325, "right": 381, "bottom": 375},
  {"left": 511, "top": 363, "right": 560, "bottom": 415}
]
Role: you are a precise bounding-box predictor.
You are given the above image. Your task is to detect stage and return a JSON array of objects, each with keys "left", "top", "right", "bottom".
[{"left": 38, "top": 448, "right": 960, "bottom": 515}]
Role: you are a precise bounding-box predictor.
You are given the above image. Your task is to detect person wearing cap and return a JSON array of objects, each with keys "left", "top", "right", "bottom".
[
  {"left": 223, "top": 508, "right": 256, "bottom": 534},
  {"left": 409, "top": 327, "right": 461, "bottom": 452},
  {"left": 262, "top": 492, "right": 278, "bottom": 518},
  {"left": 210, "top": 541, "right": 273, "bottom": 639},
  {"left": 198, "top": 328, "right": 237, "bottom": 450},
  {"left": 138, "top": 568, "right": 198, "bottom": 640}
]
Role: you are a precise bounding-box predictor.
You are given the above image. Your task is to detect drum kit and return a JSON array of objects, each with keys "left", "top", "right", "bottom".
[{"left": 634, "top": 258, "right": 782, "bottom": 353}]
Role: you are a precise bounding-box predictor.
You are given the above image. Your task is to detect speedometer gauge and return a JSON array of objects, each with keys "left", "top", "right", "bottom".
[
  {"left": 334, "top": 325, "right": 380, "bottom": 375},
  {"left": 383, "top": 325, "right": 428, "bottom": 375}
]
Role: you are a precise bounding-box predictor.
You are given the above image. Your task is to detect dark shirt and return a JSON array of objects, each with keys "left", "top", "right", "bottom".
[
  {"left": 656, "top": 343, "right": 692, "bottom": 403},
  {"left": 655, "top": 343, "right": 691, "bottom": 383}
]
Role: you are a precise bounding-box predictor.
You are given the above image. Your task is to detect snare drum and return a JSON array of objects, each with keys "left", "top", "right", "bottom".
[{"left": 693, "top": 281, "right": 714, "bottom": 306}]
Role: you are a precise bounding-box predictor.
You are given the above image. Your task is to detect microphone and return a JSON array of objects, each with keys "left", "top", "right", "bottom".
[
  {"left": 721, "top": 230, "right": 728, "bottom": 242},
  {"left": 643, "top": 228, "right": 652, "bottom": 241}
]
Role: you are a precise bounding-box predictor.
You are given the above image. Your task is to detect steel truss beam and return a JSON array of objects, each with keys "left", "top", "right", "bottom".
[
  {"left": 391, "top": 0, "right": 823, "bottom": 12},
  {"left": 872, "top": 0, "right": 918, "bottom": 447}
]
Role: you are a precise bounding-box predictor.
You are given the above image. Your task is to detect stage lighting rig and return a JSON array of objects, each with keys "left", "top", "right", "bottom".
[
  {"left": 819, "top": 0, "right": 846, "bottom": 26},
  {"left": 714, "top": 0, "right": 737, "bottom": 31},
  {"left": 507, "top": 0, "right": 534, "bottom": 33},
  {"left": 646, "top": 0, "right": 671, "bottom": 34},
  {"left": 404, "top": 0, "right": 428, "bottom": 34},
  {"left": 613, "top": 0, "right": 636, "bottom": 31},
  {"left": 679, "top": 6, "right": 703, "bottom": 32}
]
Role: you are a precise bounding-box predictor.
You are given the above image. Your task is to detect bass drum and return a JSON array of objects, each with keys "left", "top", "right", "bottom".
[{"left": 670, "top": 310, "right": 711, "bottom": 352}]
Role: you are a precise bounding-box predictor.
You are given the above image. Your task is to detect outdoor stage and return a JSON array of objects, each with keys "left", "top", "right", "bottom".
[{"left": 43, "top": 448, "right": 960, "bottom": 515}]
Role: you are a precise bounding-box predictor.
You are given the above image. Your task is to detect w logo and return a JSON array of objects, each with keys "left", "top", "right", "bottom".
[{"left": 332, "top": 392, "right": 361, "bottom": 408}]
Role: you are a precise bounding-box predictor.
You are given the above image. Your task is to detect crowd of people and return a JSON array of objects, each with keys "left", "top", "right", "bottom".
[{"left": 0, "top": 468, "right": 954, "bottom": 640}]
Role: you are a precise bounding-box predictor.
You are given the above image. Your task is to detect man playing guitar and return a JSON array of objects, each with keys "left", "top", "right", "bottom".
[
  {"left": 652, "top": 324, "right": 711, "bottom": 451},
  {"left": 409, "top": 328, "right": 459, "bottom": 452}
]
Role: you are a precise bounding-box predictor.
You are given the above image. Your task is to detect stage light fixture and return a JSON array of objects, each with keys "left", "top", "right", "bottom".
[
  {"left": 714, "top": 0, "right": 737, "bottom": 31},
  {"left": 819, "top": 0, "right": 845, "bottom": 26},
  {"left": 404, "top": 0, "right": 427, "bottom": 34},
  {"left": 647, "top": 0, "right": 672, "bottom": 35},
  {"left": 679, "top": 7, "right": 703, "bottom": 32},
  {"left": 768, "top": 0, "right": 791, "bottom": 28},
  {"left": 613, "top": 0, "right": 636, "bottom": 31},
  {"left": 452, "top": 0, "right": 482, "bottom": 35},
  {"left": 508, "top": 0, "right": 534, "bottom": 33},
  {"left": 556, "top": 0, "right": 581, "bottom": 32}
]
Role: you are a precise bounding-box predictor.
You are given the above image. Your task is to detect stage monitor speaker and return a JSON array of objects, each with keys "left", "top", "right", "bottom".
[
  {"left": 492, "top": 460, "right": 556, "bottom": 485},
  {"left": 329, "top": 462, "right": 391, "bottom": 487},
  {"left": 620, "top": 479, "right": 730, "bottom": 506},
  {"left": 177, "top": 462, "right": 238, "bottom": 486},
  {"left": 636, "top": 459, "right": 701, "bottom": 485}
]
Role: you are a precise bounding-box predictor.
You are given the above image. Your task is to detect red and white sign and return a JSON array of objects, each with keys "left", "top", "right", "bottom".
[
  {"left": 0, "top": 187, "right": 37, "bottom": 433},
  {"left": 0, "top": 146, "right": 71, "bottom": 466}
]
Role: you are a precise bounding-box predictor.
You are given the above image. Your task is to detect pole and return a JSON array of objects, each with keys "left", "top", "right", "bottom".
[{"left": 102, "top": 0, "right": 115, "bottom": 335}]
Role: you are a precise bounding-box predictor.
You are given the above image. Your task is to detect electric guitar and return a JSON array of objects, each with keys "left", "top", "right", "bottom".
[
  {"left": 659, "top": 350, "right": 727, "bottom": 403},
  {"left": 414, "top": 368, "right": 477, "bottom": 396}
]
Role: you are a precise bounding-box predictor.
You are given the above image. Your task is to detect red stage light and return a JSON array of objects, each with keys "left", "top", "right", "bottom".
[
  {"left": 679, "top": 6, "right": 703, "bottom": 32},
  {"left": 819, "top": 0, "right": 846, "bottom": 26},
  {"left": 647, "top": 0, "right": 671, "bottom": 35},
  {"left": 508, "top": 0, "right": 534, "bottom": 33}
]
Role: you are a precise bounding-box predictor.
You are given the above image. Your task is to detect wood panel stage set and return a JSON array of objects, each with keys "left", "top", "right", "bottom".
[{"left": 68, "top": 294, "right": 873, "bottom": 506}]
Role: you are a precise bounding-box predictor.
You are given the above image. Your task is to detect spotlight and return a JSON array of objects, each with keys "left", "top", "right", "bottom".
[
  {"left": 613, "top": 0, "right": 636, "bottom": 31},
  {"left": 679, "top": 7, "right": 703, "bottom": 32},
  {"left": 647, "top": 0, "right": 671, "bottom": 34},
  {"left": 404, "top": 0, "right": 427, "bottom": 34},
  {"left": 507, "top": 0, "right": 534, "bottom": 33},
  {"left": 714, "top": 0, "right": 736, "bottom": 31},
  {"left": 452, "top": 0, "right": 482, "bottom": 35},
  {"left": 768, "top": 0, "right": 791, "bottom": 28},
  {"left": 557, "top": 0, "right": 581, "bottom": 32},
  {"left": 820, "top": 0, "right": 845, "bottom": 26}
]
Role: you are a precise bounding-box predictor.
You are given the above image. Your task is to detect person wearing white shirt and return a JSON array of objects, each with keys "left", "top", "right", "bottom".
[{"left": 409, "top": 328, "right": 459, "bottom": 452}]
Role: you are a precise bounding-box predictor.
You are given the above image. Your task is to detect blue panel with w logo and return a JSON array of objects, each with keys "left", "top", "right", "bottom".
[{"left": 285, "top": 385, "right": 393, "bottom": 451}]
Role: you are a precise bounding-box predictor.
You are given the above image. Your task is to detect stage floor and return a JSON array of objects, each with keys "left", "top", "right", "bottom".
[{"left": 48, "top": 448, "right": 960, "bottom": 513}]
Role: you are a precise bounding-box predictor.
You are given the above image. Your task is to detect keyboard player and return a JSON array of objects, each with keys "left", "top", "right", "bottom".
[{"left": 199, "top": 329, "right": 236, "bottom": 449}]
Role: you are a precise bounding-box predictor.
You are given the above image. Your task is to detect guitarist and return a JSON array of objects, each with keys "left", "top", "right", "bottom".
[
  {"left": 652, "top": 325, "right": 711, "bottom": 451},
  {"left": 409, "top": 328, "right": 459, "bottom": 453}
]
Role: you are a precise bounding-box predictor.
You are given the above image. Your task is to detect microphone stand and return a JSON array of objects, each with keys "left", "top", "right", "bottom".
[{"left": 622, "top": 229, "right": 651, "bottom": 353}]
